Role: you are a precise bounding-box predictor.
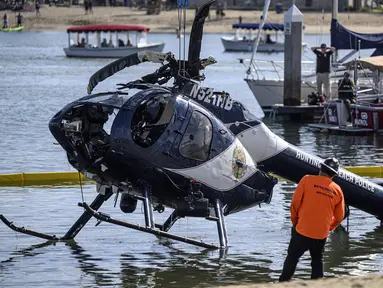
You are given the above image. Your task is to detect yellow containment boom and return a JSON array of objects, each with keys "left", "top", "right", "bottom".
[
  {"left": 0, "top": 172, "right": 93, "bottom": 187},
  {"left": 0, "top": 166, "right": 382, "bottom": 187}
]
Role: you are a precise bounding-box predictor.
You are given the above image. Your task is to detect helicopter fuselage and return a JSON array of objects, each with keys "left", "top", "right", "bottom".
[{"left": 49, "top": 88, "right": 276, "bottom": 218}]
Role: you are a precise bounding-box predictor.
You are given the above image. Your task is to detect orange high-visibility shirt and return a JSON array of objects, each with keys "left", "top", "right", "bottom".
[{"left": 290, "top": 175, "right": 345, "bottom": 240}]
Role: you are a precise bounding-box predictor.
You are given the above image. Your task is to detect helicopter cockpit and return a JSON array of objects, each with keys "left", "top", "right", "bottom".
[
  {"left": 49, "top": 92, "right": 131, "bottom": 172},
  {"left": 131, "top": 95, "right": 174, "bottom": 148}
]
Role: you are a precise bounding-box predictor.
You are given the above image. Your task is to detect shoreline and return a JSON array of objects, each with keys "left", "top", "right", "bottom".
[
  {"left": 4, "top": 6, "right": 383, "bottom": 34},
  {"left": 217, "top": 274, "right": 383, "bottom": 288}
]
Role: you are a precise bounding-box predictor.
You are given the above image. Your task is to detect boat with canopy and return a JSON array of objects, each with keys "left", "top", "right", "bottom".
[
  {"left": 64, "top": 24, "right": 165, "bottom": 58},
  {"left": 221, "top": 22, "right": 307, "bottom": 52}
]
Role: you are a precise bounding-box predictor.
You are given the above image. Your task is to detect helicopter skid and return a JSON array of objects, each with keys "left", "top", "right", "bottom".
[
  {"left": 0, "top": 184, "right": 228, "bottom": 250},
  {"left": 0, "top": 189, "right": 114, "bottom": 242},
  {"left": 79, "top": 202, "right": 219, "bottom": 249}
]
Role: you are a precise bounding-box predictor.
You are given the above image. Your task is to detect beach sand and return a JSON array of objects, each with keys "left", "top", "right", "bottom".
[
  {"left": 219, "top": 274, "right": 383, "bottom": 288},
  {"left": 7, "top": 6, "right": 383, "bottom": 34}
]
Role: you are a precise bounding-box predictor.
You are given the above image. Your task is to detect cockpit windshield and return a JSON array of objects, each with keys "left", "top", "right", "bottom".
[
  {"left": 78, "top": 93, "right": 130, "bottom": 109},
  {"left": 179, "top": 111, "right": 212, "bottom": 161}
]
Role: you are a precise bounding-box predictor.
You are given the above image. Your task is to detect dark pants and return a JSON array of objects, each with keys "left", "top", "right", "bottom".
[{"left": 279, "top": 229, "right": 327, "bottom": 282}]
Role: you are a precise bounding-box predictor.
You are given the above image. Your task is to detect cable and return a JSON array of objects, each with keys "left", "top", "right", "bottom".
[
  {"left": 78, "top": 171, "right": 85, "bottom": 203},
  {"left": 154, "top": 166, "right": 186, "bottom": 192}
]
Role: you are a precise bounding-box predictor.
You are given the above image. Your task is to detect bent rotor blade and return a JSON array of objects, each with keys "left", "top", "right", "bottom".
[
  {"left": 87, "top": 51, "right": 169, "bottom": 95},
  {"left": 188, "top": 0, "right": 216, "bottom": 78}
]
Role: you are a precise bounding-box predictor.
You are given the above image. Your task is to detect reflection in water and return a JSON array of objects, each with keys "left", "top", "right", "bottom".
[
  {"left": 118, "top": 246, "right": 274, "bottom": 288},
  {"left": 3, "top": 225, "right": 382, "bottom": 288},
  {"left": 0, "top": 241, "right": 54, "bottom": 268},
  {"left": 327, "top": 225, "right": 383, "bottom": 276},
  {"left": 0, "top": 218, "right": 383, "bottom": 287},
  {"left": 279, "top": 120, "right": 301, "bottom": 146},
  {"left": 65, "top": 241, "right": 116, "bottom": 287}
]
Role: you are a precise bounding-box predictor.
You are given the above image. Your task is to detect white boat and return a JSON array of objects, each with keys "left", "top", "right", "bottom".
[
  {"left": 221, "top": 23, "right": 307, "bottom": 53},
  {"left": 244, "top": 59, "right": 372, "bottom": 111},
  {"left": 245, "top": 77, "right": 340, "bottom": 110},
  {"left": 243, "top": 0, "right": 383, "bottom": 111},
  {"left": 63, "top": 24, "right": 165, "bottom": 58}
]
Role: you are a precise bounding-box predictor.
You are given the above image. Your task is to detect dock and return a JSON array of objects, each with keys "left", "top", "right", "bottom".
[
  {"left": 307, "top": 123, "right": 378, "bottom": 135},
  {"left": 270, "top": 103, "right": 325, "bottom": 121}
]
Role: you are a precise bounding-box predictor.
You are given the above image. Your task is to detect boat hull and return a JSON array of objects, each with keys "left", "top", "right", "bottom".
[
  {"left": 1, "top": 26, "right": 24, "bottom": 32},
  {"left": 245, "top": 78, "right": 339, "bottom": 109},
  {"left": 308, "top": 100, "right": 383, "bottom": 134},
  {"left": 63, "top": 43, "right": 165, "bottom": 58},
  {"left": 221, "top": 37, "right": 307, "bottom": 52}
]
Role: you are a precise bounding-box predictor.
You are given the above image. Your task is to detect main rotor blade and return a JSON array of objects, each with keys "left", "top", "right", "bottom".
[
  {"left": 188, "top": 0, "right": 216, "bottom": 78},
  {"left": 87, "top": 51, "right": 169, "bottom": 94}
]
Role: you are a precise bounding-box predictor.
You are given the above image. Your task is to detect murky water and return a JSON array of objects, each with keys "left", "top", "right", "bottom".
[{"left": 1, "top": 32, "right": 383, "bottom": 288}]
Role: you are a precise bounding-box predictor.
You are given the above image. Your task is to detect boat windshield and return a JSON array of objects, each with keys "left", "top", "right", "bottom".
[{"left": 234, "top": 28, "right": 278, "bottom": 43}]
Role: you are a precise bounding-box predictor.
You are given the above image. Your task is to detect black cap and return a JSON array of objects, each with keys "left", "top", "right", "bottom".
[
  {"left": 320, "top": 157, "right": 339, "bottom": 175},
  {"left": 320, "top": 43, "right": 327, "bottom": 48}
]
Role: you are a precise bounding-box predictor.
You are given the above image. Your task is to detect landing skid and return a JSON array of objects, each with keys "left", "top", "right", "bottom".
[
  {"left": 0, "top": 184, "right": 228, "bottom": 250},
  {"left": 0, "top": 188, "right": 114, "bottom": 241}
]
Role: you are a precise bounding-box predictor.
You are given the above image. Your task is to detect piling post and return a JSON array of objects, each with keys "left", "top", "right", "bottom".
[{"left": 283, "top": 5, "right": 303, "bottom": 106}]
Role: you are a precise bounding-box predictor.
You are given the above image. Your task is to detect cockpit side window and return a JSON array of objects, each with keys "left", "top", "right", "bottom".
[
  {"left": 179, "top": 111, "right": 212, "bottom": 161},
  {"left": 131, "top": 96, "right": 174, "bottom": 148}
]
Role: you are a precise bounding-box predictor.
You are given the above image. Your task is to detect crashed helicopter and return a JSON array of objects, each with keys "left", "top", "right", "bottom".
[
  {"left": 2, "top": 0, "right": 383, "bottom": 249},
  {"left": 0, "top": 0, "right": 277, "bottom": 249}
]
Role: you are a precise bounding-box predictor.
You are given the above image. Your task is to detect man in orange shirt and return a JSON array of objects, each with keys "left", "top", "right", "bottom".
[{"left": 279, "top": 157, "right": 345, "bottom": 282}]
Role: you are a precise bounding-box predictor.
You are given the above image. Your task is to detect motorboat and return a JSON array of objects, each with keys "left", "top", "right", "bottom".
[
  {"left": 221, "top": 23, "right": 307, "bottom": 53},
  {"left": 308, "top": 56, "right": 383, "bottom": 134},
  {"left": 63, "top": 24, "right": 165, "bottom": 58}
]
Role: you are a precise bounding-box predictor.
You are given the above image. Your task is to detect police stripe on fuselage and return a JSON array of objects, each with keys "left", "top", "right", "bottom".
[
  {"left": 226, "top": 121, "right": 383, "bottom": 220},
  {"left": 164, "top": 138, "right": 257, "bottom": 191}
]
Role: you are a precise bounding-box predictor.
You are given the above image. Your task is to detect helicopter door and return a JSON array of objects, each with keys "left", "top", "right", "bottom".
[{"left": 169, "top": 106, "right": 213, "bottom": 166}]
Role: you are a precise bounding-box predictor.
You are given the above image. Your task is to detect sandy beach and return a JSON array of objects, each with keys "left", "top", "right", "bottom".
[
  {"left": 219, "top": 274, "right": 383, "bottom": 288},
  {"left": 6, "top": 6, "right": 383, "bottom": 34}
]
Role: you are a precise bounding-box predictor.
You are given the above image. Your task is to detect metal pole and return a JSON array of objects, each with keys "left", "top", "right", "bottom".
[
  {"left": 246, "top": 0, "right": 271, "bottom": 75},
  {"left": 214, "top": 199, "right": 228, "bottom": 248},
  {"left": 142, "top": 183, "right": 154, "bottom": 228}
]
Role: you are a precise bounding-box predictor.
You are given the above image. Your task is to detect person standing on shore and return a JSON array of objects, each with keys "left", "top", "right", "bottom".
[
  {"left": 311, "top": 43, "right": 336, "bottom": 99},
  {"left": 3, "top": 13, "right": 8, "bottom": 29},
  {"left": 35, "top": 1, "right": 41, "bottom": 18},
  {"left": 16, "top": 12, "right": 23, "bottom": 27},
  {"left": 279, "top": 157, "right": 345, "bottom": 282}
]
